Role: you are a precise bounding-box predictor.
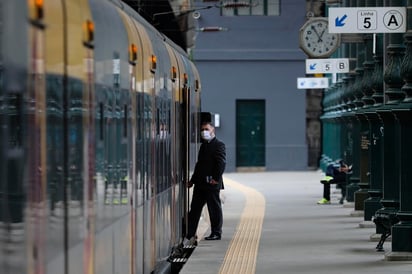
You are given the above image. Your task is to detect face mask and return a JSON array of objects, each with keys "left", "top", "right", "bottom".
[{"left": 201, "top": 130, "right": 212, "bottom": 141}]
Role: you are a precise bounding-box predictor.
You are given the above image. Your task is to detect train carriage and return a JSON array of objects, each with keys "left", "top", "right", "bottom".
[{"left": 0, "top": 0, "right": 201, "bottom": 273}]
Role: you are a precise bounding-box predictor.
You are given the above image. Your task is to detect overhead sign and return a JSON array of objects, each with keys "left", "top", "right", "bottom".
[
  {"left": 306, "top": 58, "right": 349, "bottom": 74},
  {"left": 297, "top": 77, "right": 329, "bottom": 89},
  {"left": 329, "top": 7, "right": 406, "bottom": 33}
]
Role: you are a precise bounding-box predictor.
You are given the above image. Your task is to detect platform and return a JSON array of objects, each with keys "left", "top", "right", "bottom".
[{"left": 180, "top": 171, "right": 412, "bottom": 274}]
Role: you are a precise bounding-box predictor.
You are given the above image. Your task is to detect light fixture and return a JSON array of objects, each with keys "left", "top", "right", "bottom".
[
  {"left": 129, "top": 44, "right": 137, "bottom": 65},
  {"left": 151, "top": 55, "right": 157, "bottom": 71},
  {"left": 171, "top": 66, "right": 177, "bottom": 81},
  {"left": 220, "top": 1, "right": 258, "bottom": 8},
  {"left": 83, "top": 20, "right": 94, "bottom": 48},
  {"left": 197, "top": 27, "right": 229, "bottom": 32},
  {"left": 32, "top": 0, "right": 44, "bottom": 20}
]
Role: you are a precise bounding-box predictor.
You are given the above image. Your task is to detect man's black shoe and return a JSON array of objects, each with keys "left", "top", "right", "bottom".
[{"left": 204, "top": 234, "right": 221, "bottom": 240}]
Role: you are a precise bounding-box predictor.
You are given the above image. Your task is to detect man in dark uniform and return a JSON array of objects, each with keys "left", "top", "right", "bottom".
[{"left": 186, "top": 121, "right": 226, "bottom": 242}]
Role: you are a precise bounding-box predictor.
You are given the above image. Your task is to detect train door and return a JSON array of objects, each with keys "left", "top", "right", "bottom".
[
  {"left": 182, "top": 73, "right": 191, "bottom": 238},
  {"left": 150, "top": 39, "right": 174, "bottom": 261},
  {"left": 117, "top": 20, "right": 140, "bottom": 274},
  {"left": 130, "top": 22, "right": 156, "bottom": 273},
  {"left": 164, "top": 44, "right": 185, "bottom": 245},
  {"left": 1, "top": 1, "right": 30, "bottom": 273},
  {"left": 61, "top": 1, "right": 96, "bottom": 273},
  {"left": 117, "top": 12, "right": 143, "bottom": 273},
  {"left": 90, "top": 2, "right": 136, "bottom": 274},
  {"left": 42, "top": 0, "right": 96, "bottom": 273},
  {"left": 117, "top": 9, "right": 157, "bottom": 272}
]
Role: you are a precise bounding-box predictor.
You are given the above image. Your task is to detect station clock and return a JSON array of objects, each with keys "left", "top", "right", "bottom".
[{"left": 299, "top": 17, "right": 340, "bottom": 58}]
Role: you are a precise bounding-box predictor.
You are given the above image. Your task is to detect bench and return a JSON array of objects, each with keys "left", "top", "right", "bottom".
[
  {"left": 320, "top": 176, "right": 347, "bottom": 204},
  {"left": 373, "top": 209, "right": 399, "bottom": 252}
]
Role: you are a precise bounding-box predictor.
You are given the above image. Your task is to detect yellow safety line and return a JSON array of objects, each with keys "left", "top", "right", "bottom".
[{"left": 219, "top": 177, "right": 266, "bottom": 274}]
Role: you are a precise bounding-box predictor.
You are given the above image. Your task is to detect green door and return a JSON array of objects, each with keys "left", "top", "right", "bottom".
[{"left": 236, "top": 100, "right": 265, "bottom": 168}]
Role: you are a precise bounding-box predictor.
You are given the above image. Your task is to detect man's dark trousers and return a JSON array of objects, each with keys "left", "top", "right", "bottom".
[{"left": 187, "top": 186, "right": 222, "bottom": 238}]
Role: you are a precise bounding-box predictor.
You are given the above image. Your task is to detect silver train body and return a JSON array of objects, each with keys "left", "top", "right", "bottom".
[{"left": 0, "top": 0, "right": 201, "bottom": 273}]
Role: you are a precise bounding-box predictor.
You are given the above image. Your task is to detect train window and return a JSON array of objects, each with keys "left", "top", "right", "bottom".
[
  {"left": 99, "top": 103, "right": 104, "bottom": 141},
  {"left": 191, "top": 110, "right": 200, "bottom": 143},
  {"left": 168, "top": 109, "right": 171, "bottom": 134},
  {"left": 163, "top": 73, "right": 167, "bottom": 89},
  {"left": 137, "top": 93, "right": 143, "bottom": 141},
  {"left": 156, "top": 108, "right": 160, "bottom": 136},
  {"left": 113, "top": 52, "right": 120, "bottom": 87},
  {"left": 123, "top": 104, "right": 128, "bottom": 138},
  {"left": 8, "top": 94, "right": 23, "bottom": 147}
]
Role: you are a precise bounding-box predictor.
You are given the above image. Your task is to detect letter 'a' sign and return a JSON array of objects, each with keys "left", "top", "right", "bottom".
[{"left": 329, "top": 7, "right": 406, "bottom": 33}]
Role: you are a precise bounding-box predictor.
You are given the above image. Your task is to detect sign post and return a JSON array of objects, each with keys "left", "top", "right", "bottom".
[{"left": 328, "top": 7, "right": 406, "bottom": 33}]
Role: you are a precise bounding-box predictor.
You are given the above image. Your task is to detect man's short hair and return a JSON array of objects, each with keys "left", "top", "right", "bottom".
[{"left": 201, "top": 121, "right": 214, "bottom": 127}]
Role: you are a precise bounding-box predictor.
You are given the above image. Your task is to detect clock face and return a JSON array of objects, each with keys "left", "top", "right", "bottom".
[{"left": 299, "top": 18, "right": 340, "bottom": 58}]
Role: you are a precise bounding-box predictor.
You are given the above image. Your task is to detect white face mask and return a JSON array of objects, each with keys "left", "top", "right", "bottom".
[{"left": 201, "top": 130, "right": 212, "bottom": 141}]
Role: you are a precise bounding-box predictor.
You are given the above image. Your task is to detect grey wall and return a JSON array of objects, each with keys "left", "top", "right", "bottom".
[{"left": 192, "top": 0, "right": 308, "bottom": 172}]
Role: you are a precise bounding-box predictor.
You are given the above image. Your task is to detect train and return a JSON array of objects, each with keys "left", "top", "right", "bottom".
[{"left": 0, "top": 0, "right": 202, "bottom": 273}]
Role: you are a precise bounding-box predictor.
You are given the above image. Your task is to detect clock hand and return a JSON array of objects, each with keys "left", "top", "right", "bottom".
[
  {"left": 311, "top": 25, "right": 322, "bottom": 41},
  {"left": 318, "top": 29, "right": 326, "bottom": 42}
]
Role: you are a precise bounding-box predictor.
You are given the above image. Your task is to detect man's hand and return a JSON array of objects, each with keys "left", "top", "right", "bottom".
[
  {"left": 187, "top": 181, "right": 193, "bottom": 188},
  {"left": 209, "top": 179, "right": 218, "bottom": 185}
]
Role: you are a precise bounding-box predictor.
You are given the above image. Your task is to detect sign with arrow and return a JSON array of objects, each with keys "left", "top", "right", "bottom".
[
  {"left": 297, "top": 77, "right": 329, "bottom": 89},
  {"left": 329, "top": 7, "right": 406, "bottom": 33},
  {"left": 306, "top": 58, "right": 349, "bottom": 74}
]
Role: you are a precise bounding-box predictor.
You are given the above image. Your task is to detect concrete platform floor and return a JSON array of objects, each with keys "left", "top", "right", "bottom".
[{"left": 180, "top": 171, "right": 412, "bottom": 274}]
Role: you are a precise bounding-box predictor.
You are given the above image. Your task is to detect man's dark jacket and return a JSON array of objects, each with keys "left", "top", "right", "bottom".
[{"left": 190, "top": 137, "right": 226, "bottom": 190}]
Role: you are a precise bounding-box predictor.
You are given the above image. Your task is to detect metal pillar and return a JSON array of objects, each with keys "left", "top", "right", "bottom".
[
  {"left": 354, "top": 11, "right": 375, "bottom": 209},
  {"left": 364, "top": 27, "right": 385, "bottom": 221},
  {"left": 388, "top": 0, "right": 412, "bottom": 256},
  {"left": 346, "top": 37, "right": 363, "bottom": 202},
  {"left": 373, "top": 0, "right": 405, "bottom": 252},
  {"left": 354, "top": 113, "right": 370, "bottom": 210},
  {"left": 363, "top": 113, "right": 384, "bottom": 222}
]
